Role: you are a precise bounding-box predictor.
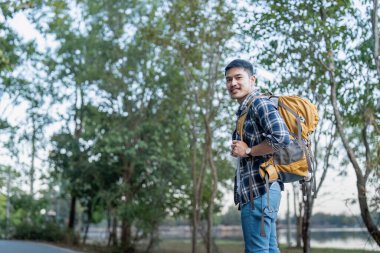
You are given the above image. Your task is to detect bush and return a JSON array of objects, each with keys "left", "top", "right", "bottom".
[{"left": 12, "top": 222, "right": 66, "bottom": 242}]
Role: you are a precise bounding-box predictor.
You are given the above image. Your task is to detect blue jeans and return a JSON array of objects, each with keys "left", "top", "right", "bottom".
[{"left": 240, "top": 181, "right": 281, "bottom": 253}]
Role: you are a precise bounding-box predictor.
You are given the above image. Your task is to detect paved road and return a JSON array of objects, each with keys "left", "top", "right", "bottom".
[{"left": 0, "top": 240, "right": 84, "bottom": 253}]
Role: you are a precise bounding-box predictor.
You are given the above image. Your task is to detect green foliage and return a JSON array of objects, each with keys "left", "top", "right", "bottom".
[
  {"left": 0, "top": 1, "right": 36, "bottom": 92},
  {"left": 0, "top": 195, "right": 7, "bottom": 237},
  {"left": 10, "top": 192, "right": 48, "bottom": 224},
  {"left": 0, "top": 176, "right": 62, "bottom": 239},
  {"left": 35, "top": 1, "right": 199, "bottom": 248},
  {"left": 12, "top": 222, "right": 66, "bottom": 242}
]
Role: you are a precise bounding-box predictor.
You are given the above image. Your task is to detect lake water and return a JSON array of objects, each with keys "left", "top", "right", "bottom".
[
  {"left": 159, "top": 226, "right": 380, "bottom": 252},
  {"left": 278, "top": 227, "right": 379, "bottom": 251}
]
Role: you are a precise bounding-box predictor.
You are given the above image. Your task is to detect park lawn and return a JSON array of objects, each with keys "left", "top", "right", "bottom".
[
  {"left": 147, "top": 239, "right": 376, "bottom": 253},
  {"left": 53, "top": 240, "right": 376, "bottom": 253}
]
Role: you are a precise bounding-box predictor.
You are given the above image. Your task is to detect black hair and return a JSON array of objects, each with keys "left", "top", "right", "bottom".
[{"left": 224, "top": 59, "right": 255, "bottom": 76}]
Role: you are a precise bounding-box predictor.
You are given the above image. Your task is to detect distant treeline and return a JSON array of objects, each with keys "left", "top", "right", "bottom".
[{"left": 162, "top": 206, "right": 377, "bottom": 228}]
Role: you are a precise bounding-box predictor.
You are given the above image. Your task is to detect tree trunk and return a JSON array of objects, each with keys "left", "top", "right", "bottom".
[
  {"left": 302, "top": 183, "right": 313, "bottom": 253},
  {"left": 82, "top": 223, "right": 89, "bottom": 245},
  {"left": 82, "top": 201, "right": 92, "bottom": 245},
  {"left": 191, "top": 130, "right": 199, "bottom": 253},
  {"left": 292, "top": 184, "right": 302, "bottom": 248},
  {"left": 205, "top": 121, "right": 219, "bottom": 253},
  {"left": 192, "top": 157, "right": 206, "bottom": 253},
  {"left": 107, "top": 208, "right": 118, "bottom": 246},
  {"left": 67, "top": 194, "right": 78, "bottom": 244},
  {"left": 190, "top": 117, "right": 206, "bottom": 253},
  {"left": 68, "top": 81, "right": 83, "bottom": 238},
  {"left": 68, "top": 195, "right": 76, "bottom": 229},
  {"left": 296, "top": 209, "right": 302, "bottom": 248},
  {"left": 121, "top": 219, "right": 133, "bottom": 253},
  {"left": 191, "top": 211, "right": 198, "bottom": 253},
  {"left": 286, "top": 191, "right": 291, "bottom": 247},
  {"left": 121, "top": 161, "right": 135, "bottom": 253},
  {"left": 144, "top": 227, "right": 159, "bottom": 253},
  {"left": 107, "top": 208, "right": 112, "bottom": 246},
  {"left": 112, "top": 213, "right": 118, "bottom": 246},
  {"left": 30, "top": 116, "right": 36, "bottom": 196},
  {"left": 6, "top": 166, "right": 11, "bottom": 239}
]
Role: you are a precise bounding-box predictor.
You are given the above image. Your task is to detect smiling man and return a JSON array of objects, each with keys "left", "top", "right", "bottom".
[{"left": 225, "top": 59, "right": 290, "bottom": 253}]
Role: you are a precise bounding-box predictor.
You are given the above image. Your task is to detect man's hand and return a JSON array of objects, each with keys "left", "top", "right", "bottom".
[{"left": 231, "top": 140, "right": 249, "bottom": 158}]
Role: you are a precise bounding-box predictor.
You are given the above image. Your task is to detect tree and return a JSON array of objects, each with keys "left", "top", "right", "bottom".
[
  {"left": 33, "top": 1, "right": 194, "bottom": 251},
  {"left": 153, "top": 1, "right": 235, "bottom": 252},
  {"left": 242, "top": 1, "right": 378, "bottom": 249},
  {"left": 0, "top": 1, "right": 50, "bottom": 228},
  {"left": 325, "top": 0, "right": 380, "bottom": 245}
]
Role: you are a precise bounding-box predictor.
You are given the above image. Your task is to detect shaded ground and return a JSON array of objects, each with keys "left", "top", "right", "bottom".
[{"left": 0, "top": 240, "right": 85, "bottom": 253}]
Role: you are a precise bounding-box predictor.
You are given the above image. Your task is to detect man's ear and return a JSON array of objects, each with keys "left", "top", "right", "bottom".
[{"left": 250, "top": 75, "right": 256, "bottom": 84}]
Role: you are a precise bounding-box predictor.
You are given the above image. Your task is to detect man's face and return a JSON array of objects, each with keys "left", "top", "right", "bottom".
[{"left": 225, "top": 67, "right": 256, "bottom": 103}]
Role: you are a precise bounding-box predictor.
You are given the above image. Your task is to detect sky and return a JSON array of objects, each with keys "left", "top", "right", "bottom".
[{"left": 5, "top": 12, "right": 370, "bottom": 218}]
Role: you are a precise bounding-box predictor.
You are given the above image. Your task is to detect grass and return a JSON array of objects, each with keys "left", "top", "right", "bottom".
[
  {"left": 52, "top": 239, "right": 377, "bottom": 253},
  {"left": 140, "top": 240, "right": 376, "bottom": 253}
]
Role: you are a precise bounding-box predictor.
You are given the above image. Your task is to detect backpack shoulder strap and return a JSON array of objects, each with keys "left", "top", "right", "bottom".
[
  {"left": 236, "top": 95, "right": 266, "bottom": 138},
  {"left": 236, "top": 98, "right": 254, "bottom": 139}
]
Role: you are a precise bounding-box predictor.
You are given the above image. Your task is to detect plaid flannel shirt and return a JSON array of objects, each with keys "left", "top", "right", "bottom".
[{"left": 233, "top": 91, "right": 290, "bottom": 206}]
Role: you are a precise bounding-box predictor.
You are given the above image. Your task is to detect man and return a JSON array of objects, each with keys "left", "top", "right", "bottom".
[{"left": 225, "top": 59, "right": 290, "bottom": 253}]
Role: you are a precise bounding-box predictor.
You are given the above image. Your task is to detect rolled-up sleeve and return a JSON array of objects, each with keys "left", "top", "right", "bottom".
[{"left": 253, "top": 97, "right": 290, "bottom": 151}]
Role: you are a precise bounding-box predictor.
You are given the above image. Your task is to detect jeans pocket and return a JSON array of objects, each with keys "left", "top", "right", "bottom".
[
  {"left": 241, "top": 202, "right": 254, "bottom": 218},
  {"left": 263, "top": 185, "right": 281, "bottom": 218}
]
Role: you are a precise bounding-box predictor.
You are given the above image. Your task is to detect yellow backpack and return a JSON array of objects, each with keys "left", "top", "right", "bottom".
[
  {"left": 237, "top": 95, "right": 319, "bottom": 184},
  {"left": 260, "top": 95, "right": 318, "bottom": 183}
]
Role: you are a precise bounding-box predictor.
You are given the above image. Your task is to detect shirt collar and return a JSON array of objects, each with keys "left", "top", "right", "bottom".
[{"left": 236, "top": 89, "right": 260, "bottom": 117}]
